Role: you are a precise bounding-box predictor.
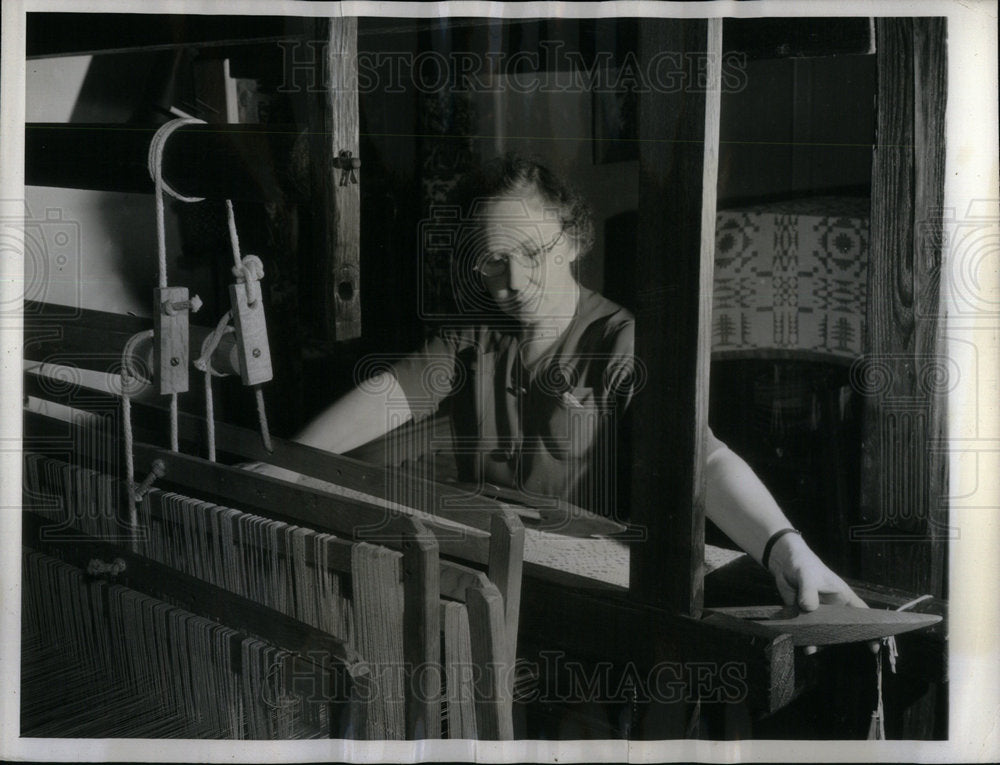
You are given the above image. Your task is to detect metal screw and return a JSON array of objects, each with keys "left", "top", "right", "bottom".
[
  {"left": 252, "top": 348, "right": 261, "bottom": 358},
  {"left": 133, "top": 459, "right": 166, "bottom": 500},
  {"left": 170, "top": 357, "right": 180, "bottom": 366}
]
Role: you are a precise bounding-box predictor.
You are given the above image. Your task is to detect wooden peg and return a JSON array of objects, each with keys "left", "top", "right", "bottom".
[
  {"left": 133, "top": 459, "right": 166, "bottom": 501},
  {"left": 153, "top": 286, "right": 190, "bottom": 394},
  {"left": 402, "top": 521, "right": 441, "bottom": 739}
]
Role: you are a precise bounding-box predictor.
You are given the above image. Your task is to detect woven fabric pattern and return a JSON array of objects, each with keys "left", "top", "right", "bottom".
[{"left": 713, "top": 197, "right": 869, "bottom": 360}]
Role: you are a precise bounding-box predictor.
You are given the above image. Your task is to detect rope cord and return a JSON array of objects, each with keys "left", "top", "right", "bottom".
[
  {"left": 254, "top": 387, "right": 273, "bottom": 453},
  {"left": 148, "top": 117, "right": 205, "bottom": 287},
  {"left": 223, "top": 201, "right": 273, "bottom": 453},
  {"left": 225, "top": 199, "right": 243, "bottom": 270},
  {"left": 119, "top": 329, "right": 154, "bottom": 549},
  {"left": 169, "top": 394, "right": 179, "bottom": 452},
  {"left": 147, "top": 116, "right": 205, "bottom": 460},
  {"left": 194, "top": 310, "right": 235, "bottom": 377},
  {"left": 203, "top": 371, "right": 217, "bottom": 463},
  {"left": 225, "top": 200, "right": 265, "bottom": 307},
  {"left": 147, "top": 117, "right": 206, "bottom": 203},
  {"left": 194, "top": 311, "right": 234, "bottom": 462},
  {"left": 869, "top": 621, "right": 903, "bottom": 739},
  {"left": 868, "top": 648, "right": 886, "bottom": 740}
]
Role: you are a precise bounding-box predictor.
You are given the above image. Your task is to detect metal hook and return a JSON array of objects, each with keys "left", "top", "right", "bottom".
[{"left": 336, "top": 150, "right": 360, "bottom": 186}]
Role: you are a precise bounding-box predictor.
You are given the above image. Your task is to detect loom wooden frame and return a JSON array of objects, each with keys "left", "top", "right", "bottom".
[
  {"left": 22, "top": 435, "right": 525, "bottom": 740},
  {"left": 18, "top": 13, "right": 951, "bottom": 739}
]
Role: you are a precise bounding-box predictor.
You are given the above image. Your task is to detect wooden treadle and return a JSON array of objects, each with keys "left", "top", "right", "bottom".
[{"left": 704, "top": 604, "right": 942, "bottom": 645}]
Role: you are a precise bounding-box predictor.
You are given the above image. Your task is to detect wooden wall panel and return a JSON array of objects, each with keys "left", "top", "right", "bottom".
[
  {"left": 858, "top": 18, "right": 948, "bottom": 604},
  {"left": 309, "top": 17, "right": 362, "bottom": 341}
]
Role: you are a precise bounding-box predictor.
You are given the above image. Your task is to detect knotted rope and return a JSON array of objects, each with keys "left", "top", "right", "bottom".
[{"left": 191, "top": 200, "right": 273, "bottom": 459}]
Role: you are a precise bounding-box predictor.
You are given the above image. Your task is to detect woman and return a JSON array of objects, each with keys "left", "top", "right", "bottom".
[{"left": 277, "top": 155, "right": 864, "bottom": 613}]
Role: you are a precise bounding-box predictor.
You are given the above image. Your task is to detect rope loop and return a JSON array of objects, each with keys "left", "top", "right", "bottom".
[
  {"left": 119, "top": 329, "right": 154, "bottom": 540},
  {"left": 194, "top": 310, "right": 235, "bottom": 377},
  {"left": 120, "top": 329, "right": 154, "bottom": 392},
  {"left": 148, "top": 116, "right": 205, "bottom": 289},
  {"left": 232, "top": 254, "right": 265, "bottom": 306},
  {"left": 147, "top": 117, "right": 207, "bottom": 203}
]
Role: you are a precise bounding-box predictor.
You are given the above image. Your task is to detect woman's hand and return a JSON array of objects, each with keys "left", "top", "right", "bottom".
[
  {"left": 767, "top": 531, "right": 879, "bottom": 654},
  {"left": 767, "top": 531, "right": 866, "bottom": 611}
]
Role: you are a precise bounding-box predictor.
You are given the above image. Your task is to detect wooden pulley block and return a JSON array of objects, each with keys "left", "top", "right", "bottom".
[
  {"left": 153, "top": 286, "right": 200, "bottom": 394},
  {"left": 229, "top": 268, "right": 272, "bottom": 387}
]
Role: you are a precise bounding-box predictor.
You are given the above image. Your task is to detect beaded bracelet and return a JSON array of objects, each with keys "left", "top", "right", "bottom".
[{"left": 761, "top": 528, "right": 802, "bottom": 570}]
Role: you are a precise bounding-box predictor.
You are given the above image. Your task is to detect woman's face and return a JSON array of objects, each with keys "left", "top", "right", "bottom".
[{"left": 477, "top": 188, "right": 579, "bottom": 325}]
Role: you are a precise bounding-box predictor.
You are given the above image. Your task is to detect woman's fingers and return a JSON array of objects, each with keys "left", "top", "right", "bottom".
[{"left": 795, "top": 569, "right": 823, "bottom": 612}]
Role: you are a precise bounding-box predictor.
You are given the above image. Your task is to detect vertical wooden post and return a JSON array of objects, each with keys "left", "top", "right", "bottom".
[
  {"left": 487, "top": 510, "right": 525, "bottom": 666},
  {"left": 466, "top": 581, "right": 514, "bottom": 740},
  {"left": 629, "top": 18, "right": 721, "bottom": 616},
  {"left": 402, "top": 520, "right": 441, "bottom": 739},
  {"left": 858, "top": 18, "right": 948, "bottom": 600},
  {"left": 311, "top": 17, "right": 362, "bottom": 341}
]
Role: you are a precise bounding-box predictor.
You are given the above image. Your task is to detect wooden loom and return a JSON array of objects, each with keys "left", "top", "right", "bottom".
[
  {"left": 23, "top": 388, "right": 528, "bottom": 739},
  {"left": 19, "top": 15, "right": 950, "bottom": 740}
]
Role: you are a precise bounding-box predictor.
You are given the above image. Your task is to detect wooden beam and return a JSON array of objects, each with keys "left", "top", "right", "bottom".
[
  {"left": 23, "top": 445, "right": 496, "bottom": 613},
  {"left": 23, "top": 409, "right": 492, "bottom": 566},
  {"left": 403, "top": 521, "right": 442, "bottom": 738},
  {"left": 309, "top": 17, "right": 362, "bottom": 341},
  {"left": 25, "top": 123, "right": 302, "bottom": 201},
  {"left": 518, "top": 566, "right": 795, "bottom": 716},
  {"left": 858, "top": 18, "right": 948, "bottom": 598},
  {"left": 22, "top": 378, "right": 543, "bottom": 540},
  {"left": 723, "top": 18, "right": 874, "bottom": 59},
  {"left": 629, "top": 18, "right": 721, "bottom": 615},
  {"left": 26, "top": 14, "right": 304, "bottom": 59}
]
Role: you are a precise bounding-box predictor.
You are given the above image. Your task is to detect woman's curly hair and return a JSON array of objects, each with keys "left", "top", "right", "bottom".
[{"left": 458, "top": 154, "right": 596, "bottom": 258}]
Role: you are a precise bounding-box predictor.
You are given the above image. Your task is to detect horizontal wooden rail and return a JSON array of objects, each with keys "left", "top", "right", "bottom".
[
  {"left": 26, "top": 123, "right": 305, "bottom": 202},
  {"left": 517, "top": 565, "right": 796, "bottom": 716}
]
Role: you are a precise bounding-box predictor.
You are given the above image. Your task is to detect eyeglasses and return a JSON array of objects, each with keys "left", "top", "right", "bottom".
[{"left": 475, "top": 230, "right": 565, "bottom": 278}]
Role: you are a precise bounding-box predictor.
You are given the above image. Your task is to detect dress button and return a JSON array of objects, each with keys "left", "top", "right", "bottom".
[{"left": 489, "top": 448, "right": 510, "bottom": 462}]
